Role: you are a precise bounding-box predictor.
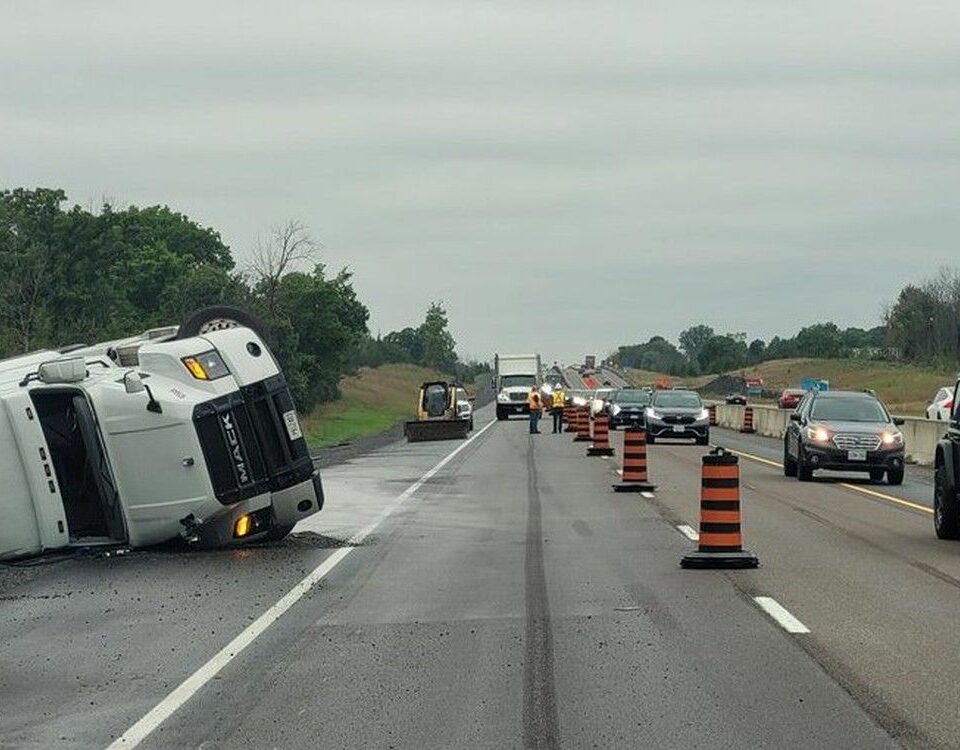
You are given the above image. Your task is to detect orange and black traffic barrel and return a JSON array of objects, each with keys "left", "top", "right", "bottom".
[
  {"left": 613, "top": 427, "right": 656, "bottom": 492},
  {"left": 587, "top": 413, "right": 615, "bottom": 456},
  {"left": 708, "top": 404, "right": 717, "bottom": 426},
  {"left": 574, "top": 406, "right": 592, "bottom": 442},
  {"left": 681, "top": 447, "right": 758, "bottom": 568},
  {"left": 740, "top": 406, "right": 755, "bottom": 434}
]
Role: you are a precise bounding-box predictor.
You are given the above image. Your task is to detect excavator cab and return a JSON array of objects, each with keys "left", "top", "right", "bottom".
[{"left": 405, "top": 381, "right": 471, "bottom": 442}]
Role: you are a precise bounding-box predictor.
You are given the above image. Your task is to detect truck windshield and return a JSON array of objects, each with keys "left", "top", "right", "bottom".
[{"left": 501, "top": 375, "right": 535, "bottom": 388}]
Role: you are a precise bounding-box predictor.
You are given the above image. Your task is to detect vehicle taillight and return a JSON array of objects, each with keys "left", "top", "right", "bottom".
[{"left": 946, "top": 400, "right": 953, "bottom": 410}]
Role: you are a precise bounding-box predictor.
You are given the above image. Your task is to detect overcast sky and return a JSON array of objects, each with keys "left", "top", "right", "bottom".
[{"left": 2, "top": 1, "right": 959, "bottom": 364}]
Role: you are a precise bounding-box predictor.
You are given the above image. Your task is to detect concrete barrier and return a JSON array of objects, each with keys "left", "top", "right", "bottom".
[{"left": 707, "top": 401, "right": 947, "bottom": 466}]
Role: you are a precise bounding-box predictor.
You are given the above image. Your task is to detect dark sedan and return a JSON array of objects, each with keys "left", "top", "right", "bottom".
[{"left": 725, "top": 393, "right": 747, "bottom": 405}]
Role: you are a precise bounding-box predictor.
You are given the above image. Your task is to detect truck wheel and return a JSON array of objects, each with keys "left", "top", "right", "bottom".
[
  {"left": 886, "top": 466, "right": 905, "bottom": 486},
  {"left": 783, "top": 440, "right": 797, "bottom": 477},
  {"left": 496, "top": 407, "right": 506, "bottom": 421},
  {"left": 797, "top": 447, "right": 813, "bottom": 482},
  {"left": 934, "top": 463, "right": 960, "bottom": 539},
  {"left": 177, "top": 306, "right": 268, "bottom": 339},
  {"left": 265, "top": 523, "right": 295, "bottom": 542}
]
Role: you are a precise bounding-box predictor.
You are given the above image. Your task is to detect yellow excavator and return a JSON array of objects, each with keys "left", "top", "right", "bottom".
[{"left": 405, "top": 381, "right": 471, "bottom": 442}]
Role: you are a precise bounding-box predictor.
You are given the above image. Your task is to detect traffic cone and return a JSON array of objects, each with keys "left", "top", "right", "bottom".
[
  {"left": 708, "top": 404, "right": 717, "bottom": 426},
  {"left": 613, "top": 427, "right": 656, "bottom": 492},
  {"left": 573, "top": 406, "right": 591, "bottom": 442},
  {"left": 587, "top": 414, "right": 615, "bottom": 456},
  {"left": 681, "top": 448, "right": 758, "bottom": 569},
  {"left": 740, "top": 406, "right": 756, "bottom": 434}
]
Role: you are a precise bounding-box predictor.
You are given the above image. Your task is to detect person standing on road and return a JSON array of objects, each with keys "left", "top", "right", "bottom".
[
  {"left": 551, "top": 386, "right": 566, "bottom": 433},
  {"left": 528, "top": 388, "right": 542, "bottom": 434}
]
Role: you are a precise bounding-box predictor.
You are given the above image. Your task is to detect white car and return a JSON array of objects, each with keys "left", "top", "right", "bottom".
[
  {"left": 456, "top": 387, "right": 474, "bottom": 430},
  {"left": 927, "top": 386, "right": 955, "bottom": 421}
]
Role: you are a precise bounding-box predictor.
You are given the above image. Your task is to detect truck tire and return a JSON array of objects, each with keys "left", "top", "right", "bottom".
[
  {"left": 177, "top": 306, "right": 268, "bottom": 340},
  {"left": 887, "top": 466, "right": 904, "bottom": 486},
  {"left": 934, "top": 462, "right": 960, "bottom": 540},
  {"left": 783, "top": 440, "right": 797, "bottom": 477},
  {"left": 496, "top": 407, "right": 507, "bottom": 421}
]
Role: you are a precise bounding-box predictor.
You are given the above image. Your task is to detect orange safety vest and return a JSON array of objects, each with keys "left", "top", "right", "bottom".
[{"left": 528, "top": 391, "right": 542, "bottom": 411}]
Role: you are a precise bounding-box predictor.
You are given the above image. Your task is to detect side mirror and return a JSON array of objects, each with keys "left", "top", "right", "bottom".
[
  {"left": 893, "top": 417, "right": 905, "bottom": 426},
  {"left": 124, "top": 372, "right": 146, "bottom": 394},
  {"left": 467, "top": 396, "right": 476, "bottom": 403},
  {"left": 789, "top": 413, "right": 801, "bottom": 422}
]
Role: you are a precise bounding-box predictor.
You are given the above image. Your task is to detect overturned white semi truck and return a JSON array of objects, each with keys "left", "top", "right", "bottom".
[{"left": 0, "top": 307, "right": 323, "bottom": 561}]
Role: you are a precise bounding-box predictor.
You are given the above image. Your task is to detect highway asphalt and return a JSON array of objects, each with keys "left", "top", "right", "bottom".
[{"left": 2, "top": 404, "right": 956, "bottom": 748}]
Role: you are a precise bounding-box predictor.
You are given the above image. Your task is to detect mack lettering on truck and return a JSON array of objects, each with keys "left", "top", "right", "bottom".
[{"left": 221, "top": 412, "right": 251, "bottom": 486}]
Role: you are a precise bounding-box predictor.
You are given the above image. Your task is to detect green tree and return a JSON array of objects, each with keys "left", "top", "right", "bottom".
[
  {"left": 678, "top": 324, "right": 715, "bottom": 372},
  {"left": 418, "top": 302, "right": 457, "bottom": 372}
]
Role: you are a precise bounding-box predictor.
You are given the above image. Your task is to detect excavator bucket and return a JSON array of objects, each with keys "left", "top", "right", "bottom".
[{"left": 404, "top": 418, "right": 471, "bottom": 443}]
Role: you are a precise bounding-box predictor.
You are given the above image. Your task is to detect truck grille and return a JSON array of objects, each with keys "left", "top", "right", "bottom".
[
  {"left": 194, "top": 375, "right": 314, "bottom": 506},
  {"left": 509, "top": 393, "right": 527, "bottom": 402},
  {"left": 833, "top": 433, "right": 881, "bottom": 451}
]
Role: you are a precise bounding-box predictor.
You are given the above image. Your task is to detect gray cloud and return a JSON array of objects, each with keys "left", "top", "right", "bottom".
[{"left": 3, "top": 0, "right": 959, "bottom": 363}]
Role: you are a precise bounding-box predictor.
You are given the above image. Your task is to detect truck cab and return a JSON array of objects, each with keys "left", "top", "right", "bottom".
[
  {"left": 934, "top": 377, "right": 960, "bottom": 539},
  {"left": 0, "top": 310, "right": 323, "bottom": 560},
  {"left": 494, "top": 353, "right": 542, "bottom": 420}
]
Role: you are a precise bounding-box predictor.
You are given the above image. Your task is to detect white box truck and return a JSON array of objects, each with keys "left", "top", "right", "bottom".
[
  {"left": 494, "top": 353, "right": 542, "bottom": 420},
  {"left": 0, "top": 307, "right": 323, "bottom": 561}
]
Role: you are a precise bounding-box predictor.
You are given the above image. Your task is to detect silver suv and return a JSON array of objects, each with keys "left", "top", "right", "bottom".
[{"left": 645, "top": 389, "right": 709, "bottom": 445}]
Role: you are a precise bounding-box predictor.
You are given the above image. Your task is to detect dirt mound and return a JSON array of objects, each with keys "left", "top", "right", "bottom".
[{"left": 698, "top": 374, "right": 745, "bottom": 396}]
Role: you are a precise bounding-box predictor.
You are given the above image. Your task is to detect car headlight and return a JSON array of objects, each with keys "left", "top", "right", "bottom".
[
  {"left": 805, "top": 426, "right": 832, "bottom": 443},
  {"left": 573, "top": 396, "right": 587, "bottom": 406},
  {"left": 182, "top": 350, "right": 230, "bottom": 380},
  {"left": 881, "top": 430, "right": 903, "bottom": 447},
  {"left": 611, "top": 404, "right": 621, "bottom": 415},
  {"left": 698, "top": 408, "right": 709, "bottom": 421},
  {"left": 646, "top": 408, "right": 660, "bottom": 420}
]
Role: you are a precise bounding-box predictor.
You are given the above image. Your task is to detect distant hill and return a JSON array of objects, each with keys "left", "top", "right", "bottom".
[{"left": 626, "top": 358, "right": 957, "bottom": 415}]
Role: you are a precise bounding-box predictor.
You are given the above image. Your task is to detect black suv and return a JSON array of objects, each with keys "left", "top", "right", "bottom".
[
  {"left": 783, "top": 390, "right": 905, "bottom": 484},
  {"left": 933, "top": 378, "right": 960, "bottom": 539},
  {"left": 607, "top": 388, "right": 651, "bottom": 430}
]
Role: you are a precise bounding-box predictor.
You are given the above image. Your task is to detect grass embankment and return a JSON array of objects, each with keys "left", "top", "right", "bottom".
[
  {"left": 626, "top": 358, "right": 957, "bottom": 415},
  {"left": 301, "top": 363, "right": 443, "bottom": 449}
]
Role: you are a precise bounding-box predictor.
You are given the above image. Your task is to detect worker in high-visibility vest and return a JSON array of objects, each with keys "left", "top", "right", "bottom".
[
  {"left": 551, "top": 387, "right": 566, "bottom": 433},
  {"left": 528, "top": 388, "right": 542, "bottom": 434}
]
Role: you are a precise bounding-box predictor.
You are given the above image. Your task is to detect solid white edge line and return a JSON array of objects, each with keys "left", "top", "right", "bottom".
[
  {"left": 106, "top": 417, "right": 498, "bottom": 749},
  {"left": 753, "top": 596, "right": 811, "bottom": 634},
  {"left": 677, "top": 524, "right": 699, "bottom": 541}
]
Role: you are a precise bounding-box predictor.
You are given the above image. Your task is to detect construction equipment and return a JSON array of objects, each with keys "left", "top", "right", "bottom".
[{"left": 405, "top": 381, "right": 471, "bottom": 442}]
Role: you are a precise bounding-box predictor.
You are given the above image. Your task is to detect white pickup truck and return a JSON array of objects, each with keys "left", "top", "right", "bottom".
[
  {"left": 0, "top": 307, "right": 323, "bottom": 560},
  {"left": 494, "top": 353, "right": 542, "bottom": 420}
]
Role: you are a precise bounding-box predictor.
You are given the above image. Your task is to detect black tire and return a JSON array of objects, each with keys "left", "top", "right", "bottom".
[
  {"left": 469, "top": 417, "right": 475, "bottom": 431},
  {"left": 783, "top": 439, "right": 798, "bottom": 477},
  {"left": 934, "top": 462, "right": 960, "bottom": 539},
  {"left": 647, "top": 434, "right": 656, "bottom": 445},
  {"left": 496, "top": 407, "right": 507, "bottom": 421},
  {"left": 696, "top": 433, "right": 709, "bottom": 446},
  {"left": 797, "top": 447, "right": 813, "bottom": 481},
  {"left": 177, "top": 306, "right": 268, "bottom": 340},
  {"left": 887, "top": 466, "right": 905, "bottom": 486},
  {"left": 264, "top": 523, "right": 295, "bottom": 542},
  {"left": 869, "top": 468, "right": 885, "bottom": 483}
]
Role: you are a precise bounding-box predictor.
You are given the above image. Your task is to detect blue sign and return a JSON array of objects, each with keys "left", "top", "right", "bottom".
[{"left": 800, "top": 378, "right": 829, "bottom": 392}]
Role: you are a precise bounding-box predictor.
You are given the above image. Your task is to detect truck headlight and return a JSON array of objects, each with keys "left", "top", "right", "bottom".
[
  {"left": 497, "top": 392, "right": 510, "bottom": 402},
  {"left": 182, "top": 351, "right": 230, "bottom": 380}
]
